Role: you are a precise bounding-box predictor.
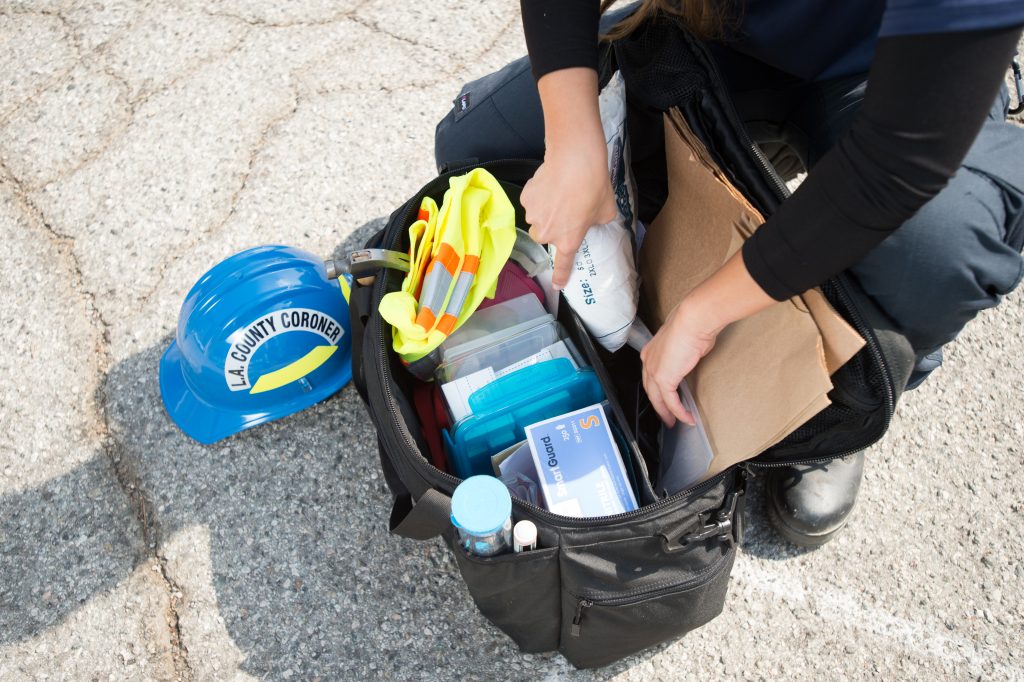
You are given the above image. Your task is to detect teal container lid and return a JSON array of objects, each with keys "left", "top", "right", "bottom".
[{"left": 451, "top": 476, "right": 512, "bottom": 535}]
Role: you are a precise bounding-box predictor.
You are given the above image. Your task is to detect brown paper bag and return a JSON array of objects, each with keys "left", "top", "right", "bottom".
[
  {"left": 639, "top": 111, "right": 864, "bottom": 478},
  {"left": 801, "top": 288, "right": 864, "bottom": 375}
]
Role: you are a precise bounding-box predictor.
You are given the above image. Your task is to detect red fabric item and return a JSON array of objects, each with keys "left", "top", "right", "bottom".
[
  {"left": 412, "top": 380, "right": 448, "bottom": 471},
  {"left": 477, "top": 260, "right": 545, "bottom": 311},
  {"left": 411, "top": 260, "right": 544, "bottom": 473},
  {"left": 433, "top": 387, "right": 451, "bottom": 431}
]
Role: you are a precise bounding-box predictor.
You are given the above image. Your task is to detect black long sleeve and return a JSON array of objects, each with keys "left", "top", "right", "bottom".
[
  {"left": 742, "top": 25, "right": 1023, "bottom": 300},
  {"left": 521, "top": 0, "right": 599, "bottom": 79},
  {"left": 519, "top": 5, "right": 1023, "bottom": 300}
]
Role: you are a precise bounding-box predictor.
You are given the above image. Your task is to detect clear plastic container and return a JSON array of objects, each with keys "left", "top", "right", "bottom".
[
  {"left": 656, "top": 380, "right": 714, "bottom": 495},
  {"left": 439, "top": 294, "right": 548, "bottom": 357},
  {"left": 451, "top": 476, "right": 513, "bottom": 557},
  {"left": 436, "top": 318, "right": 564, "bottom": 382}
]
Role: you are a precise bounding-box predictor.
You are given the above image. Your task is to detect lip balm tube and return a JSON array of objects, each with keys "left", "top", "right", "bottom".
[{"left": 513, "top": 520, "right": 538, "bottom": 552}]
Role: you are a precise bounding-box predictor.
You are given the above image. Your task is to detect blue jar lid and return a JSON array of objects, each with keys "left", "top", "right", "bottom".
[{"left": 451, "top": 476, "right": 512, "bottom": 535}]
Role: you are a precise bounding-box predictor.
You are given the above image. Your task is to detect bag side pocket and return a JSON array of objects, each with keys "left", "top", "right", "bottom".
[
  {"left": 450, "top": 540, "right": 561, "bottom": 653},
  {"left": 559, "top": 547, "right": 734, "bottom": 669}
]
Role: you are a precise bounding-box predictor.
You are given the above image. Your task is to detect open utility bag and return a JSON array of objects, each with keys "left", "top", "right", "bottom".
[{"left": 347, "top": 15, "right": 917, "bottom": 670}]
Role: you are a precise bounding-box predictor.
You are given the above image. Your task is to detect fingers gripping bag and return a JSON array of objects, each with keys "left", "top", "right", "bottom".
[{"left": 559, "top": 72, "right": 648, "bottom": 352}]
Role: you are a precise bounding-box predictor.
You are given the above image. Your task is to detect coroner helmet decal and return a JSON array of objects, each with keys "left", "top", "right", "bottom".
[{"left": 159, "top": 245, "right": 353, "bottom": 444}]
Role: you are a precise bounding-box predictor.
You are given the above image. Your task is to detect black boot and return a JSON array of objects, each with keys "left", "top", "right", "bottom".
[{"left": 765, "top": 451, "right": 865, "bottom": 547}]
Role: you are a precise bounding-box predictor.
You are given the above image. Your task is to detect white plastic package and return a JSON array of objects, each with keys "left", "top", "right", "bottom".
[{"left": 557, "top": 72, "right": 644, "bottom": 352}]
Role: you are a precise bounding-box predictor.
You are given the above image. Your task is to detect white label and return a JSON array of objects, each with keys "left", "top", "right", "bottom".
[
  {"left": 493, "top": 340, "right": 577, "bottom": 379},
  {"left": 223, "top": 307, "right": 344, "bottom": 392},
  {"left": 441, "top": 367, "right": 496, "bottom": 423},
  {"left": 441, "top": 341, "right": 579, "bottom": 422}
]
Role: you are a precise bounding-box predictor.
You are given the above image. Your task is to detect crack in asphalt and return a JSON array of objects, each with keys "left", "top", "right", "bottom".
[
  {"left": 0, "top": 9, "right": 81, "bottom": 127},
  {"left": 28, "top": 26, "right": 253, "bottom": 193},
  {"left": 472, "top": 12, "right": 521, "bottom": 63},
  {"left": 7, "top": 60, "right": 136, "bottom": 193},
  {"left": 0, "top": 160, "right": 189, "bottom": 679},
  {"left": 153, "top": 560, "right": 194, "bottom": 681},
  {"left": 0, "top": 0, "right": 165, "bottom": 127},
  {"left": 134, "top": 87, "right": 304, "bottom": 311},
  {"left": 124, "top": 27, "right": 251, "bottom": 104},
  {"left": 293, "top": 17, "right": 464, "bottom": 96},
  {"left": 201, "top": 0, "right": 373, "bottom": 30},
  {"left": 0, "top": 5, "right": 523, "bottom": 677},
  {"left": 348, "top": 13, "right": 446, "bottom": 57},
  {"left": 0, "top": 161, "right": 110, "bottom": 407},
  {"left": 2, "top": 6, "right": 84, "bottom": 55}
]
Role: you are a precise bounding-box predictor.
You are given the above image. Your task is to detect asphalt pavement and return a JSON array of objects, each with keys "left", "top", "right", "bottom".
[{"left": 1, "top": 2, "right": 1022, "bottom": 680}]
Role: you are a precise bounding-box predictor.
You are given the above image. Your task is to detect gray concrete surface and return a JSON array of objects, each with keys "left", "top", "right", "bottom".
[{"left": 0, "top": 2, "right": 1021, "bottom": 680}]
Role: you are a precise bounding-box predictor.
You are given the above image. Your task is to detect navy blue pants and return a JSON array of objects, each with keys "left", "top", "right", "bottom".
[{"left": 434, "top": 46, "right": 1024, "bottom": 389}]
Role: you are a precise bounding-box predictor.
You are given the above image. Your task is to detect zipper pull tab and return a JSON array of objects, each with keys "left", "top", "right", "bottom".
[
  {"left": 740, "top": 462, "right": 755, "bottom": 481},
  {"left": 571, "top": 599, "right": 592, "bottom": 637}
]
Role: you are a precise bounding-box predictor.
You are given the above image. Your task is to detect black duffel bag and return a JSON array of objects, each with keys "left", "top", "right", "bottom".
[{"left": 346, "top": 15, "right": 916, "bottom": 670}]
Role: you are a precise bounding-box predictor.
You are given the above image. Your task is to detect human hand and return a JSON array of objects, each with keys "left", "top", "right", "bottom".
[
  {"left": 639, "top": 250, "right": 778, "bottom": 426},
  {"left": 523, "top": 66, "right": 615, "bottom": 290},
  {"left": 522, "top": 148, "right": 616, "bottom": 289},
  {"left": 640, "top": 299, "right": 720, "bottom": 427}
]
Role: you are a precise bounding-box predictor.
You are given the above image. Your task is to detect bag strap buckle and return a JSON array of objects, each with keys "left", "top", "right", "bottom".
[
  {"left": 661, "top": 472, "right": 748, "bottom": 552},
  {"left": 680, "top": 488, "right": 742, "bottom": 545},
  {"left": 1010, "top": 56, "right": 1024, "bottom": 116}
]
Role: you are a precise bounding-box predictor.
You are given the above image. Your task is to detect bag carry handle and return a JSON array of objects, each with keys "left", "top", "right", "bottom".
[{"left": 389, "top": 489, "right": 453, "bottom": 540}]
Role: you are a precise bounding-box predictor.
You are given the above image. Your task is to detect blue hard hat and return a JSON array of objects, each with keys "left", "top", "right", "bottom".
[{"left": 159, "top": 245, "right": 353, "bottom": 444}]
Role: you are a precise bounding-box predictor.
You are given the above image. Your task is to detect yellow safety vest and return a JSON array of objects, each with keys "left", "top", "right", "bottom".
[{"left": 378, "top": 168, "right": 516, "bottom": 365}]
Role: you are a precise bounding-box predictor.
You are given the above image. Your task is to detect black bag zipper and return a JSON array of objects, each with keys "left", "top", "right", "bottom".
[
  {"left": 701, "top": 55, "right": 897, "bottom": 434},
  {"left": 748, "top": 279, "right": 896, "bottom": 468},
  {"left": 369, "top": 87, "right": 897, "bottom": 520},
  {"left": 372, "top": 310, "right": 730, "bottom": 527},
  {"left": 680, "top": 28, "right": 791, "bottom": 204},
  {"left": 683, "top": 33, "right": 897, "bottom": 467},
  {"left": 570, "top": 545, "right": 735, "bottom": 637},
  {"left": 366, "top": 159, "right": 737, "bottom": 529}
]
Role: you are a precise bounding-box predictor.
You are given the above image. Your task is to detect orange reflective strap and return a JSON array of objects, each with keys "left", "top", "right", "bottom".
[
  {"left": 461, "top": 254, "right": 480, "bottom": 275},
  {"left": 435, "top": 313, "right": 459, "bottom": 336},
  {"left": 414, "top": 306, "right": 436, "bottom": 331},
  {"left": 433, "top": 242, "right": 461, "bottom": 276}
]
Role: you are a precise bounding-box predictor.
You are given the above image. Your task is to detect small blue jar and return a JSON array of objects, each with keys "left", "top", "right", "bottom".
[{"left": 451, "top": 476, "right": 513, "bottom": 557}]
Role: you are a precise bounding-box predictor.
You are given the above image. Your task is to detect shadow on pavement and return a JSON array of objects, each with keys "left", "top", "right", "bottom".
[
  {"left": 334, "top": 217, "right": 388, "bottom": 258},
  {"left": 0, "top": 457, "right": 147, "bottom": 642},
  {"left": 734, "top": 479, "right": 815, "bottom": 561},
  {"left": 0, "top": 218, "right": 657, "bottom": 678}
]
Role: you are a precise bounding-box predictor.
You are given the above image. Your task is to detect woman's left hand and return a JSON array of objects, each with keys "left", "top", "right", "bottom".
[
  {"left": 640, "top": 298, "right": 720, "bottom": 427},
  {"left": 639, "top": 250, "right": 779, "bottom": 427}
]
